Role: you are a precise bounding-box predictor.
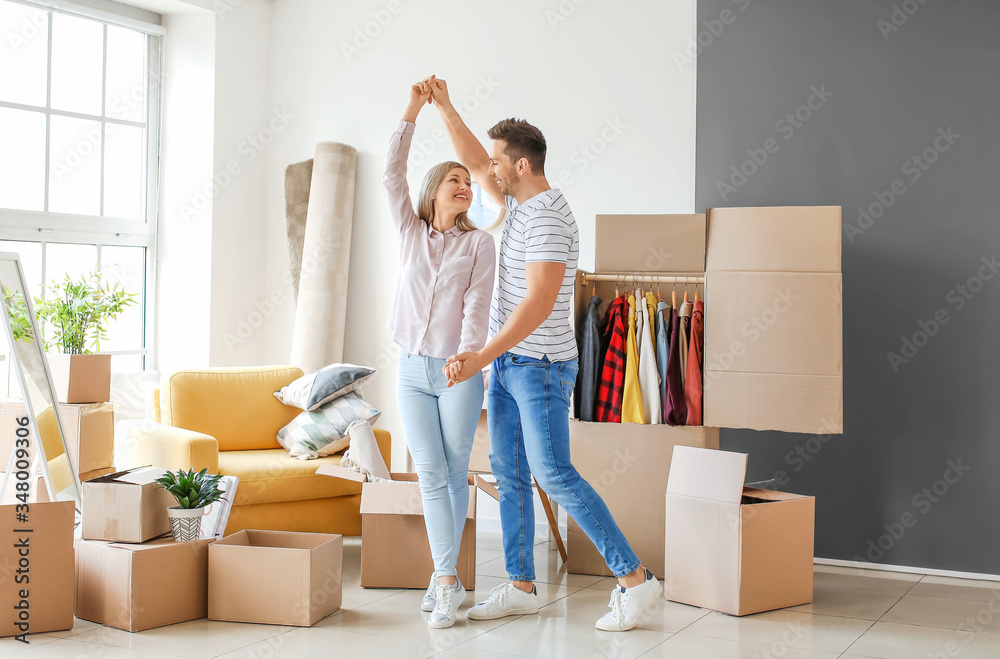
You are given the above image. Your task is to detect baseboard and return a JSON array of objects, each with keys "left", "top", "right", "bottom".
[{"left": 815, "top": 557, "right": 1000, "bottom": 582}]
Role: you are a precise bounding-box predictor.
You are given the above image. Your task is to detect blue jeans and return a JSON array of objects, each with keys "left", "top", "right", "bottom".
[
  {"left": 487, "top": 352, "right": 640, "bottom": 581},
  {"left": 396, "top": 351, "right": 483, "bottom": 577}
]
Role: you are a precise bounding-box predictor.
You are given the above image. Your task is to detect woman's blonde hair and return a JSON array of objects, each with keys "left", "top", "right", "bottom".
[{"left": 417, "top": 161, "right": 476, "bottom": 232}]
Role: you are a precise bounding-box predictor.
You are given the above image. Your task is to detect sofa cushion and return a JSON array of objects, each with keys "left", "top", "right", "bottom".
[
  {"left": 277, "top": 393, "right": 381, "bottom": 460},
  {"left": 273, "top": 363, "right": 375, "bottom": 411},
  {"left": 218, "top": 448, "right": 368, "bottom": 506},
  {"left": 161, "top": 366, "right": 303, "bottom": 451}
]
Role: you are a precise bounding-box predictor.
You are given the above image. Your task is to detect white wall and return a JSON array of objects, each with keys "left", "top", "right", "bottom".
[{"left": 262, "top": 0, "right": 697, "bottom": 469}]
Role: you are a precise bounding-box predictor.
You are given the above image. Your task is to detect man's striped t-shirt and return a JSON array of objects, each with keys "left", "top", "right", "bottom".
[{"left": 489, "top": 189, "right": 579, "bottom": 362}]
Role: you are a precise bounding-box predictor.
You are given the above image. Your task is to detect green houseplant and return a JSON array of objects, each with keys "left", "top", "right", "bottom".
[
  {"left": 33, "top": 268, "right": 137, "bottom": 355},
  {"left": 155, "top": 468, "right": 227, "bottom": 541}
]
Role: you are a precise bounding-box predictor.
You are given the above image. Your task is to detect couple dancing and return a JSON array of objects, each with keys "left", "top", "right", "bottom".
[{"left": 385, "top": 76, "right": 661, "bottom": 630}]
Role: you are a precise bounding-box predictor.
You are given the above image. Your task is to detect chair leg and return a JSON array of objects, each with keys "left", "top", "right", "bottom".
[{"left": 535, "top": 482, "right": 567, "bottom": 563}]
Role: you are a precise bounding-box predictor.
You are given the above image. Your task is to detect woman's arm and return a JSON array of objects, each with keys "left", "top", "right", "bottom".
[
  {"left": 457, "top": 234, "right": 497, "bottom": 354},
  {"left": 383, "top": 82, "right": 431, "bottom": 234}
]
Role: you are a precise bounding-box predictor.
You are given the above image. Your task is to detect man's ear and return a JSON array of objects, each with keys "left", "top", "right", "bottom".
[{"left": 517, "top": 157, "right": 530, "bottom": 176}]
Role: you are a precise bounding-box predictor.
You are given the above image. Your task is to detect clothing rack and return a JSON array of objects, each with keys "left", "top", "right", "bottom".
[{"left": 579, "top": 272, "right": 705, "bottom": 285}]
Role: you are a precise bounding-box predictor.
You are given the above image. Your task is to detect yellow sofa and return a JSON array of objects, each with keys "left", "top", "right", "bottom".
[{"left": 136, "top": 365, "right": 391, "bottom": 536}]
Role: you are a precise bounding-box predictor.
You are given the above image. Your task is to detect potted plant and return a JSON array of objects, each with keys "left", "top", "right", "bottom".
[
  {"left": 154, "top": 468, "right": 227, "bottom": 541},
  {"left": 32, "top": 267, "right": 137, "bottom": 403}
]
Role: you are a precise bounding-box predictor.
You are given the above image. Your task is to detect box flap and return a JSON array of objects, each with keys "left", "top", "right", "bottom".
[
  {"left": 666, "top": 446, "right": 746, "bottom": 504},
  {"left": 314, "top": 463, "right": 368, "bottom": 483},
  {"left": 360, "top": 480, "right": 423, "bottom": 516},
  {"left": 113, "top": 466, "right": 168, "bottom": 486},
  {"left": 705, "top": 206, "right": 841, "bottom": 273},
  {"left": 595, "top": 214, "right": 706, "bottom": 274}
]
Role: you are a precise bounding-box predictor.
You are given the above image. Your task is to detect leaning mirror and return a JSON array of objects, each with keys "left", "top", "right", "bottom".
[
  {"left": 467, "top": 183, "right": 506, "bottom": 232},
  {"left": 0, "top": 252, "right": 81, "bottom": 519}
]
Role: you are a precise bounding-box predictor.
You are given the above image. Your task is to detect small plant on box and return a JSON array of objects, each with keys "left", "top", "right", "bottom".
[
  {"left": 155, "top": 468, "right": 226, "bottom": 541},
  {"left": 34, "top": 267, "right": 137, "bottom": 354}
]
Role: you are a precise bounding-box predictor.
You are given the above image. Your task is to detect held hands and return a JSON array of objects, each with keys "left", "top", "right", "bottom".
[
  {"left": 405, "top": 76, "right": 453, "bottom": 121},
  {"left": 442, "top": 351, "right": 485, "bottom": 387}
]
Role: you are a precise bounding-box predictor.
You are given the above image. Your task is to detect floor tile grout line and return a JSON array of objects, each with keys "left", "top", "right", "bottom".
[
  {"left": 210, "top": 628, "right": 300, "bottom": 659},
  {"left": 838, "top": 617, "right": 879, "bottom": 658}
]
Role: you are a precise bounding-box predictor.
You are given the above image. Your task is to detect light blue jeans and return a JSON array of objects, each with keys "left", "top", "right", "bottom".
[
  {"left": 396, "top": 350, "right": 483, "bottom": 577},
  {"left": 488, "top": 352, "right": 640, "bottom": 581}
]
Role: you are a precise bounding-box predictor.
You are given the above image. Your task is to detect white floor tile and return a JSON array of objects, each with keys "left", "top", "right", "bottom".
[
  {"left": 67, "top": 619, "right": 293, "bottom": 659},
  {"left": 881, "top": 593, "right": 1000, "bottom": 634},
  {"left": 812, "top": 565, "right": 921, "bottom": 594},
  {"left": 646, "top": 633, "right": 842, "bottom": 658},
  {"left": 910, "top": 575, "right": 1000, "bottom": 602},
  {"left": 12, "top": 637, "right": 177, "bottom": 658},
  {"left": 843, "top": 621, "right": 1000, "bottom": 659},
  {"left": 786, "top": 584, "right": 903, "bottom": 620},
  {"left": 681, "top": 609, "right": 873, "bottom": 654}
]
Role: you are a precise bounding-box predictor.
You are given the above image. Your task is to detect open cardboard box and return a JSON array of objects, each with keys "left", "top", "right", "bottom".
[
  {"left": 0, "top": 402, "right": 115, "bottom": 478},
  {"left": 0, "top": 501, "right": 75, "bottom": 638},
  {"left": 316, "top": 465, "right": 496, "bottom": 589},
  {"left": 208, "top": 530, "right": 342, "bottom": 627},
  {"left": 665, "top": 445, "right": 815, "bottom": 615},
  {"left": 567, "top": 207, "right": 841, "bottom": 578},
  {"left": 75, "top": 537, "right": 213, "bottom": 632},
  {"left": 81, "top": 466, "right": 175, "bottom": 543}
]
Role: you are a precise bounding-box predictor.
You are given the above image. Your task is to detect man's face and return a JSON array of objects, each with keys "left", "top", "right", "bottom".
[{"left": 488, "top": 139, "right": 520, "bottom": 197}]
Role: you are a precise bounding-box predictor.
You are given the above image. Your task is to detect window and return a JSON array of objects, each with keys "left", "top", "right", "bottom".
[{"left": 0, "top": 0, "right": 162, "bottom": 371}]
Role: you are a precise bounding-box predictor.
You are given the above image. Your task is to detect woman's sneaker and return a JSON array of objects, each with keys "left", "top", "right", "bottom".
[
  {"left": 421, "top": 572, "right": 438, "bottom": 612},
  {"left": 428, "top": 578, "right": 464, "bottom": 629},
  {"left": 595, "top": 569, "right": 663, "bottom": 631},
  {"left": 467, "top": 582, "right": 539, "bottom": 620}
]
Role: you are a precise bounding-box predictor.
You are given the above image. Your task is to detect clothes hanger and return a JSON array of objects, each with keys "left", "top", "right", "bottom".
[
  {"left": 684, "top": 276, "right": 690, "bottom": 304},
  {"left": 671, "top": 278, "right": 677, "bottom": 310},
  {"left": 655, "top": 275, "right": 661, "bottom": 303},
  {"left": 614, "top": 274, "right": 620, "bottom": 300}
]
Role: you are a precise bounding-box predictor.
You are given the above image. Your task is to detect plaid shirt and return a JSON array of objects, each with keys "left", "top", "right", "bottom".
[{"left": 595, "top": 296, "right": 628, "bottom": 423}]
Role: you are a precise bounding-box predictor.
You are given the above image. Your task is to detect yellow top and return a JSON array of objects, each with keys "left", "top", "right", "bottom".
[{"left": 622, "top": 294, "right": 644, "bottom": 424}]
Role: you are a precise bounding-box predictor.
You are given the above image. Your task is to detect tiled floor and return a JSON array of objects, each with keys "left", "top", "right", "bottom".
[{"left": 7, "top": 534, "right": 1000, "bottom": 658}]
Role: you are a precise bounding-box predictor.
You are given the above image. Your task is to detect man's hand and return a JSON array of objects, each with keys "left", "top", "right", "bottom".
[
  {"left": 443, "top": 351, "right": 487, "bottom": 386},
  {"left": 427, "top": 77, "right": 454, "bottom": 111}
]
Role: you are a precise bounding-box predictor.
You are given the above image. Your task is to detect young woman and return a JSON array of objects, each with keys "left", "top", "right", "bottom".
[{"left": 383, "top": 79, "right": 496, "bottom": 629}]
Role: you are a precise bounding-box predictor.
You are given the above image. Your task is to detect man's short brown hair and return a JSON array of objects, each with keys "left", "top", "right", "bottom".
[{"left": 488, "top": 118, "right": 546, "bottom": 175}]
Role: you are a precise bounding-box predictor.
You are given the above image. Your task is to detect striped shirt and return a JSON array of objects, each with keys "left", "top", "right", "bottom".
[{"left": 489, "top": 189, "right": 579, "bottom": 362}]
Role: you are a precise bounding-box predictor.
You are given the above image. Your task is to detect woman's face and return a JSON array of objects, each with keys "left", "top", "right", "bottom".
[{"left": 433, "top": 167, "right": 473, "bottom": 216}]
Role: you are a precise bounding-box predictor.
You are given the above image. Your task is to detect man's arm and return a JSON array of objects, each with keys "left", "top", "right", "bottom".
[
  {"left": 445, "top": 261, "right": 565, "bottom": 385},
  {"left": 428, "top": 78, "right": 505, "bottom": 207}
]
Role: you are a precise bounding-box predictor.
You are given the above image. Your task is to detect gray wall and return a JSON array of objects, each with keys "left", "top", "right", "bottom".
[{"left": 696, "top": 0, "right": 1000, "bottom": 574}]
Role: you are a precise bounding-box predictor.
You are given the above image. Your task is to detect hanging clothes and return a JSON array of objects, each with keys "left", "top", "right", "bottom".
[
  {"left": 575, "top": 293, "right": 603, "bottom": 421},
  {"left": 654, "top": 299, "right": 671, "bottom": 419},
  {"left": 637, "top": 289, "right": 661, "bottom": 424},
  {"left": 621, "top": 293, "right": 644, "bottom": 424},
  {"left": 595, "top": 296, "right": 627, "bottom": 423},
  {"left": 684, "top": 299, "right": 704, "bottom": 426},
  {"left": 678, "top": 298, "right": 692, "bottom": 388},
  {"left": 644, "top": 292, "right": 658, "bottom": 356},
  {"left": 632, "top": 288, "right": 643, "bottom": 360},
  {"left": 664, "top": 307, "right": 687, "bottom": 426}
]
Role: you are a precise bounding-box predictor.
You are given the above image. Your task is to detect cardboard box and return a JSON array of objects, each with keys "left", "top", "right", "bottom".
[
  {"left": 664, "top": 445, "right": 815, "bottom": 616},
  {"left": 0, "top": 501, "right": 75, "bottom": 638},
  {"left": 75, "top": 537, "right": 212, "bottom": 632},
  {"left": 208, "top": 530, "right": 341, "bottom": 626},
  {"left": 565, "top": 208, "right": 840, "bottom": 577},
  {"left": 82, "top": 467, "right": 174, "bottom": 543},
  {"left": 566, "top": 422, "right": 718, "bottom": 579},
  {"left": 316, "top": 466, "right": 482, "bottom": 589},
  {"left": 47, "top": 353, "right": 111, "bottom": 404},
  {"left": 0, "top": 402, "right": 115, "bottom": 476},
  {"left": 469, "top": 409, "right": 491, "bottom": 473}
]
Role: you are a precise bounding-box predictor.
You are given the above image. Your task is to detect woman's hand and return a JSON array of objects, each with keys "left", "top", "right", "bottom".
[
  {"left": 427, "top": 77, "right": 454, "bottom": 112},
  {"left": 402, "top": 79, "right": 432, "bottom": 123}
]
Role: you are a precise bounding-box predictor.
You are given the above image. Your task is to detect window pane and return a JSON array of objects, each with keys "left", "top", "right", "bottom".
[
  {"left": 111, "top": 354, "right": 143, "bottom": 373},
  {"left": 50, "top": 13, "right": 104, "bottom": 115},
  {"left": 48, "top": 115, "right": 102, "bottom": 216},
  {"left": 103, "top": 124, "right": 144, "bottom": 219},
  {"left": 105, "top": 26, "right": 145, "bottom": 123},
  {"left": 99, "top": 245, "right": 144, "bottom": 353},
  {"left": 0, "top": 1, "right": 48, "bottom": 107},
  {"left": 45, "top": 243, "right": 97, "bottom": 290},
  {"left": 0, "top": 108, "right": 46, "bottom": 211},
  {"left": 0, "top": 241, "right": 43, "bottom": 299}
]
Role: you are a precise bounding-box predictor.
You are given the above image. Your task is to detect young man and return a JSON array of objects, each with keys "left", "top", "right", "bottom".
[{"left": 425, "top": 77, "right": 662, "bottom": 632}]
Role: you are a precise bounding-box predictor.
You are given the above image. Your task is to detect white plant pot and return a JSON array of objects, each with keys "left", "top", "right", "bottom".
[{"left": 166, "top": 506, "right": 205, "bottom": 541}]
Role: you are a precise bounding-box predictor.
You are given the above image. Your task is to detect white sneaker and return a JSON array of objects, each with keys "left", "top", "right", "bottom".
[
  {"left": 467, "top": 582, "right": 539, "bottom": 620},
  {"left": 595, "top": 569, "right": 663, "bottom": 631},
  {"left": 427, "top": 578, "right": 464, "bottom": 629},
  {"left": 421, "top": 572, "right": 437, "bottom": 612}
]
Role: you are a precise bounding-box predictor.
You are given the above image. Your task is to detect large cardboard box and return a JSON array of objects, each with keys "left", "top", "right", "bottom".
[
  {"left": 665, "top": 446, "right": 815, "bottom": 615},
  {"left": 82, "top": 467, "right": 174, "bottom": 543},
  {"left": 0, "top": 402, "right": 114, "bottom": 477},
  {"left": 48, "top": 353, "right": 112, "bottom": 404},
  {"left": 0, "top": 501, "right": 75, "bottom": 638},
  {"left": 316, "top": 466, "right": 481, "bottom": 589},
  {"left": 208, "top": 530, "right": 342, "bottom": 626},
  {"left": 567, "top": 208, "right": 841, "bottom": 577},
  {"left": 75, "top": 537, "right": 212, "bottom": 632}
]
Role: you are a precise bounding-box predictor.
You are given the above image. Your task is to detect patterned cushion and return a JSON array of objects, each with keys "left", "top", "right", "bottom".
[
  {"left": 273, "top": 363, "right": 375, "bottom": 411},
  {"left": 276, "top": 392, "right": 381, "bottom": 460}
]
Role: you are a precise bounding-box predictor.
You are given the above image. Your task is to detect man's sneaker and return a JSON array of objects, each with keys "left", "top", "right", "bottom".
[
  {"left": 467, "top": 582, "right": 539, "bottom": 621},
  {"left": 421, "top": 572, "right": 438, "bottom": 612},
  {"left": 595, "top": 569, "right": 663, "bottom": 632},
  {"left": 427, "top": 578, "right": 464, "bottom": 629}
]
